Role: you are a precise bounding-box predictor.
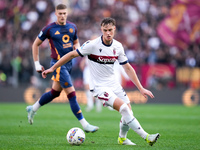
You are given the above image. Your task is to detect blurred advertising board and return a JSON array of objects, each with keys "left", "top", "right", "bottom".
[{"left": 0, "top": 86, "right": 199, "bottom": 106}]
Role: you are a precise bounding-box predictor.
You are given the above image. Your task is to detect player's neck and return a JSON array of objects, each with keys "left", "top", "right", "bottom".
[
  {"left": 102, "top": 36, "right": 113, "bottom": 46},
  {"left": 56, "top": 21, "right": 66, "bottom": 26}
]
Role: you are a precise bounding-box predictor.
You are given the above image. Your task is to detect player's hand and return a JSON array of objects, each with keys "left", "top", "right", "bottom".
[
  {"left": 34, "top": 61, "right": 45, "bottom": 73},
  {"left": 36, "top": 66, "right": 45, "bottom": 73},
  {"left": 139, "top": 88, "right": 154, "bottom": 99},
  {"left": 42, "top": 68, "right": 54, "bottom": 79}
]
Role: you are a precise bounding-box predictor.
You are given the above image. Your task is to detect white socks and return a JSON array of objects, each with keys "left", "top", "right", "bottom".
[
  {"left": 79, "top": 118, "right": 89, "bottom": 128},
  {"left": 119, "top": 103, "right": 148, "bottom": 139},
  {"left": 32, "top": 101, "right": 41, "bottom": 112},
  {"left": 33, "top": 100, "right": 89, "bottom": 129},
  {"left": 119, "top": 118, "right": 130, "bottom": 138}
]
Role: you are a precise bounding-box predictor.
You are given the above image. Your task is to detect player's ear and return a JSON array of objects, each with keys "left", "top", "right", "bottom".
[
  {"left": 113, "top": 26, "right": 116, "bottom": 31},
  {"left": 65, "top": 9, "right": 68, "bottom": 16},
  {"left": 101, "top": 26, "right": 103, "bottom": 32}
]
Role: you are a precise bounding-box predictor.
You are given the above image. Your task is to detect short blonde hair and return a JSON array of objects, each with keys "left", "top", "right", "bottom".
[{"left": 56, "top": 4, "right": 67, "bottom": 10}]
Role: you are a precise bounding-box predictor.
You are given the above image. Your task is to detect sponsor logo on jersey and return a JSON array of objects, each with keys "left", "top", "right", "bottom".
[
  {"left": 98, "top": 56, "right": 116, "bottom": 63},
  {"left": 88, "top": 54, "right": 118, "bottom": 64}
]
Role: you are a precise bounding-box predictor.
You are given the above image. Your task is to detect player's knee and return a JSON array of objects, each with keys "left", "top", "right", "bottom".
[
  {"left": 119, "top": 103, "right": 135, "bottom": 124},
  {"left": 51, "top": 89, "right": 61, "bottom": 98},
  {"left": 119, "top": 103, "right": 129, "bottom": 114}
]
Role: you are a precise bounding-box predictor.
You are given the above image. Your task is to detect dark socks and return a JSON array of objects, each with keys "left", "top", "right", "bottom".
[
  {"left": 67, "top": 91, "right": 84, "bottom": 120},
  {"left": 39, "top": 89, "right": 61, "bottom": 106}
]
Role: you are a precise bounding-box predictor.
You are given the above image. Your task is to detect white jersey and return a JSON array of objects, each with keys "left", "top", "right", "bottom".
[{"left": 77, "top": 36, "right": 128, "bottom": 90}]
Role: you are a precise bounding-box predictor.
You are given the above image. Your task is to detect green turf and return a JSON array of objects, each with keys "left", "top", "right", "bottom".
[{"left": 0, "top": 103, "right": 199, "bottom": 150}]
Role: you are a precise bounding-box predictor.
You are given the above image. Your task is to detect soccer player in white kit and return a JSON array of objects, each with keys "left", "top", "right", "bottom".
[{"left": 42, "top": 17, "right": 160, "bottom": 146}]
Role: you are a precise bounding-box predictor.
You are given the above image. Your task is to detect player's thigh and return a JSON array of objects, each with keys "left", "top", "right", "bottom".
[
  {"left": 114, "top": 87, "right": 130, "bottom": 104},
  {"left": 116, "top": 89, "right": 132, "bottom": 111},
  {"left": 52, "top": 81, "right": 62, "bottom": 91},
  {"left": 52, "top": 80, "right": 75, "bottom": 95},
  {"left": 52, "top": 66, "right": 73, "bottom": 89},
  {"left": 63, "top": 86, "right": 75, "bottom": 95},
  {"left": 113, "top": 97, "right": 125, "bottom": 111},
  {"left": 94, "top": 87, "right": 124, "bottom": 110}
]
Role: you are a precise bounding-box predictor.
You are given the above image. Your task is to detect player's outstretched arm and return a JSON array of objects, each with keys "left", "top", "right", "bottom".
[
  {"left": 122, "top": 63, "right": 154, "bottom": 99},
  {"left": 42, "top": 50, "right": 79, "bottom": 78}
]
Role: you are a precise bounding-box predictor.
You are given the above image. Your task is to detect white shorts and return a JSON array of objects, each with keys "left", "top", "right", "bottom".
[{"left": 92, "top": 85, "right": 130, "bottom": 108}]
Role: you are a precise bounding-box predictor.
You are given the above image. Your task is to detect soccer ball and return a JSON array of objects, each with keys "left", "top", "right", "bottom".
[{"left": 66, "top": 127, "right": 85, "bottom": 145}]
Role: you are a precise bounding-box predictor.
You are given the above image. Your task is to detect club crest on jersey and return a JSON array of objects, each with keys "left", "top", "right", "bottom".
[
  {"left": 69, "top": 28, "right": 73, "bottom": 33},
  {"left": 104, "top": 92, "right": 109, "bottom": 97},
  {"left": 99, "top": 48, "right": 102, "bottom": 52},
  {"left": 113, "top": 49, "right": 116, "bottom": 55}
]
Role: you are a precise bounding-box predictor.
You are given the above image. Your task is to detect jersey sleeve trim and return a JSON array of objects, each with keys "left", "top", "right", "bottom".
[
  {"left": 76, "top": 49, "right": 84, "bottom": 57},
  {"left": 119, "top": 60, "right": 128, "bottom": 65},
  {"left": 38, "top": 36, "right": 44, "bottom": 41}
]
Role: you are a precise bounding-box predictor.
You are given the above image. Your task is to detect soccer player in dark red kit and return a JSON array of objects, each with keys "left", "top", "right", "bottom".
[{"left": 26, "top": 4, "right": 99, "bottom": 133}]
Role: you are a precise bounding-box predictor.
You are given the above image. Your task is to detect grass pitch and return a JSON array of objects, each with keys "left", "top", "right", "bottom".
[{"left": 0, "top": 103, "right": 199, "bottom": 150}]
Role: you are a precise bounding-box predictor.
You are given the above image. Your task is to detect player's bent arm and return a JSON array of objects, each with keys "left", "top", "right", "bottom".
[
  {"left": 32, "top": 37, "right": 44, "bottom": 72},
  {"left": 122, "top": 63, "right": 143, "bottom": 91},
  {"left": 32, "top": 37, "right": 43, "bottom": 61},
  {"left": 73, "top": 39, "right": 80, "bottom": 50},
  {"left": 122, "top": 63, "right": 154, "bottom": 99}
]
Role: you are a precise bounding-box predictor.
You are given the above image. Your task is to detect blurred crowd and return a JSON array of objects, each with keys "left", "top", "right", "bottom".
[{"left": 0, "top": 0, "right": 199, "bottom": 88}]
